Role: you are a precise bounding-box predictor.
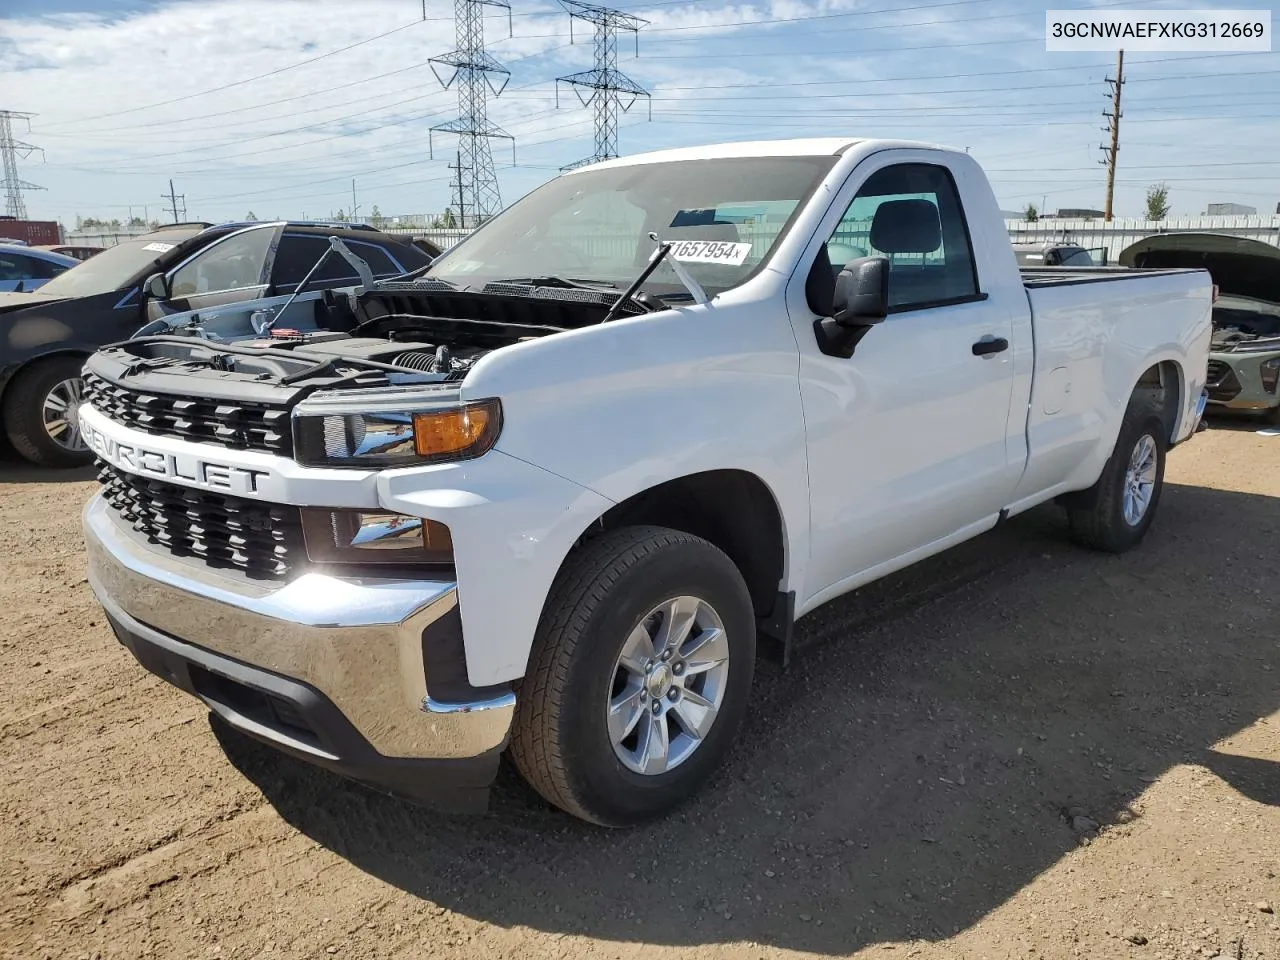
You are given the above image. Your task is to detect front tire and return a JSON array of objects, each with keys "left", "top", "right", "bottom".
[
  {"left": 1067, "top": 401, "right": 1167, "bottom": 553},
  {"left": 511, "top": 526, "right": 756, "bottom": 826},
  {"left": 3, "top": 357, "right": 94, "bottom": 468}
]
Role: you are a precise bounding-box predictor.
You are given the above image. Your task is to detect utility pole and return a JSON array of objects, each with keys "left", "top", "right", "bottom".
[
  {"left": 0, "top": 110, "right": 45, "bottom": 219},
  {"left": 163, "top": 179, "right": 185, "bottom": 224},
  {"left": 1100, "top": 48, "right": 1124, "bottom": 222},
  {"left": 556, "top": 1, "right": 651, "bottom": 170},
  {"left": 429, "top": 0, "right": 515, "bottom": 226},
  {"left": 448, "top": 151, "right": 466, "bottom": 228},
  {"left": 350, "top": 178, "right": 361, "bottom": 223}
]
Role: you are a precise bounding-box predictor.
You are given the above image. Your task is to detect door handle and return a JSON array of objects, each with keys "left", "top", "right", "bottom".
[{"left": 972, "top": 336, "right": 1009, "bottom": 357}]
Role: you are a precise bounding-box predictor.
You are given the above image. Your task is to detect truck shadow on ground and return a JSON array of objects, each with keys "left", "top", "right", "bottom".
[
  {"left": 217, "top": 479, "right": 1280, "bottom": 955},
  {"left": 0, "top": 451, "right": 96, "bottom": 485}
]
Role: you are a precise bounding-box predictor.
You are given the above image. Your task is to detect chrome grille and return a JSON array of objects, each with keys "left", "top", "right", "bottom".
[
  {"left": 83, "top": 374, "right": 292, "bottom": 456},
  {"left": 98, "top": 465, "right": 304, "bottom": 580}
]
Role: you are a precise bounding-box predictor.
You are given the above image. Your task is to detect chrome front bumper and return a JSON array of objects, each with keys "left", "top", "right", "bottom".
[{"left": 83, "top": 495, "right": 515, "bottom": 764}]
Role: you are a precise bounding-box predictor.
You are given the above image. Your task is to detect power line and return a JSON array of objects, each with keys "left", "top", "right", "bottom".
[
  {"left": 41, "top": 19, "right": 427, "bottom": 129},
  {"left": 53, "top": 56, "right": 1278, "bottom": 176},
  {"left": 555, "top": 1, "right": 651, "bottom": 169},
  {"left": 429, "top": 0, "right": 516, "bottom": 226},
  {"left": 0, "top": 110, "right": 44, "bottom": 219}
]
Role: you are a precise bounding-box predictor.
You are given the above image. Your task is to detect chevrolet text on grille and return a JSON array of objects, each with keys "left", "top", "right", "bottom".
[{"left": 82, "top": 418, "right": 269, "bottom": 496}]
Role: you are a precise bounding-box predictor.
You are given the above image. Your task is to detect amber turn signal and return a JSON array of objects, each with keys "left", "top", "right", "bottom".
[{"left": 412, "top": 399, "right": 502, "bottom": 461}]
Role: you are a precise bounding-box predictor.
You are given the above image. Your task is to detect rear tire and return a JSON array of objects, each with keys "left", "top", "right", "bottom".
[
  {"left": 3, "top": 357, "right": 93, "bottom": 468},
  {"left": 510, "top": 526, "right": 756, "bottom": 826},
  {"left": 1067, "top": 400, "right": 1167, "bottom": 553}
]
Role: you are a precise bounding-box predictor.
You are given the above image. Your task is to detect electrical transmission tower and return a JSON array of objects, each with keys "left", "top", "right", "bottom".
[
  {"left": 163, "top": 179, "right": 186, "bottom": 224},
  {"left": 1099, "top": 48, "right": 1124, "bottom": 222},
  {"left": 429, "top": 0, "right": 515, "bottom": 228},
  {"left": 0, "top": 110, "right": 45, "bottom": 220},
  {"left": 555, "top": 2, "right": 651, "bottom": 170}
]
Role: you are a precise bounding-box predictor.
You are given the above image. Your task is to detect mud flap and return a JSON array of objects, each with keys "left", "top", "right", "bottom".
[{"left": 757, "top": 590, "right": 796, "bottom": 667}]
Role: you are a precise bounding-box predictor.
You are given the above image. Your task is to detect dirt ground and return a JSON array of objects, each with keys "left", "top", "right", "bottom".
[{"left": 2, "top": 421, "right": 1279, "bottom": 960}]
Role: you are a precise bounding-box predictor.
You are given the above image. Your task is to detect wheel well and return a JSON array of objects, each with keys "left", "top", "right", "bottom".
[
  {"left": 589, "top": 470, "right": 786, "bottom": 621},
  {"left": 0, "top": 351, "right": 91, "bottom": 411},
  {"left": 1134, "top": 360, "right": 1182, "bottom": 439}
]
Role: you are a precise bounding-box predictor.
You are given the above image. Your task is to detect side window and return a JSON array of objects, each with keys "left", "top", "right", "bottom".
[
  {"left": 271, "top": 235, "right": 406, "bottom": 290},
  {"left": 170, "top": 227, "right": 274, "bottom": 298},
  {"left": 1059, "top": 248, "right": 1094, "bottom": 267},
  {"left": 825, "top": 163, "right": 979, "bottom": 310},
  {"left": 349, "top": 241, "right": 400, "bottom": 277},
  {"left": 0, "top": 254, "right": 35, "bottom": 280},
  {"left": 271, "top": 235, "right": 330, "bottom": 288}
]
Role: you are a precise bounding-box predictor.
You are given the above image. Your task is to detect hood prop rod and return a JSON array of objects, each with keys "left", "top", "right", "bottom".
[
  {"left": 601, "top": 232, "right": 707, "bottom": 324},
  {"left": 257, "top": 236, "right": 376, "bottom": 335}
]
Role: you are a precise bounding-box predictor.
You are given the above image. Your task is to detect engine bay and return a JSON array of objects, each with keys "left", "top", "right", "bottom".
[
  {"left": 1211, "top": 302, "right": 1280, "bottom": 350},
  {"left": 101, "top": 278, "right": 652, "bottom": 399}
]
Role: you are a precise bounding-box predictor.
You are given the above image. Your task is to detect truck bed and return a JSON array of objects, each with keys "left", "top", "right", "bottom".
[
  {"left": 1011, "top": 264, "right": 1214, "bottom": 506},
  {"left": 1021, "top": 266, "right": 1204, "bottom": 287}
]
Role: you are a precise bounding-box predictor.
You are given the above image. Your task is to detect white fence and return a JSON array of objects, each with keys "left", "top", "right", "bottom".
[
  {"left": 379, "top": 227, "right": 471, "bottom": 251},
  {"left": 1005, "top": 215, "right": 1280, "bottom": 261}
]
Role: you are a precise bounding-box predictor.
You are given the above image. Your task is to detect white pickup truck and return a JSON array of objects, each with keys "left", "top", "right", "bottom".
[{"left": 80, "top": 138, "right": 1212, "bottom": 826}]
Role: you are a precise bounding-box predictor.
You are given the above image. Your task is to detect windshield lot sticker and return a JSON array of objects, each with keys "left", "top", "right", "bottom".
[
  {"left": 669, "top": 240, "right": 752, "bottom": 266},
  {"left": 141, "top": 242, "right": 176, "bottom": 253}
]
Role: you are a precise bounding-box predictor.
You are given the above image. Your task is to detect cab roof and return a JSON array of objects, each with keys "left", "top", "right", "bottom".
[{"left": 568, "top": 137, "right": 963, "bottom": 173}]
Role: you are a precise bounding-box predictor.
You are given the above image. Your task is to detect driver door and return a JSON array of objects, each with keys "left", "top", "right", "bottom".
[
  {"left": 146, "top": 224, "right": 280, "bottom": 321},
  {"left": 795, "top": 158, "right": 1024, "bottom": 602}
]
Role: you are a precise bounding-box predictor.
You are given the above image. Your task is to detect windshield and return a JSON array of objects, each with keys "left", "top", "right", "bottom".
[
  {"left": 37, "top": 235, "right": 190, "bottom": 298},
  {"left": 427, "top": 156, "right": 838, "bottom": 298}
]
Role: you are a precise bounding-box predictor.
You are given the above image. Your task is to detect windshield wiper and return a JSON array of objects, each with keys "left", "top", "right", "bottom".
[{"left": 490, "top": 276, "right": 617, "bottom": 289}]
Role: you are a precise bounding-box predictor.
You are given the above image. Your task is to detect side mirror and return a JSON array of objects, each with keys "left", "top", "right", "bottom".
[
  {"left": 143, "top": 272, "right": 169, "bottom": 300},
  {"left": 815, "top": 256, "right": 889, "bottom": 358},
  {"left": 832, "top": 256, "right": 889, "bottom": 327}
]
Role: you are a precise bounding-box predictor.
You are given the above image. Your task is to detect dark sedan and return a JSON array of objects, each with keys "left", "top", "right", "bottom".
[{"left": 0, "top": 220, "right": 430, "bottom": 467}]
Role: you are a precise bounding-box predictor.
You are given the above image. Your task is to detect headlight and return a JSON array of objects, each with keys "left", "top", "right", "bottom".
[
  {"left": 293, "top": 398, "right": 502, "bottom": 468},
  {"left": 1260, "top": 357, "right": 1280, "bottom": 394},
  {"left": 301, "top": 509, "right": 454, "bottom": 565}
]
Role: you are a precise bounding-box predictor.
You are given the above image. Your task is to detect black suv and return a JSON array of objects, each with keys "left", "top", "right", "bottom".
[{"left": 0, "top": 220, "right": 431, "bottom": 467}]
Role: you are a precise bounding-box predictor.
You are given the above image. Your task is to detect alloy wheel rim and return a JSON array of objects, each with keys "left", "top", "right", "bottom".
[
  {"left": 43, "top": 377, "right": 88, "bottom": 453},
  {"left": 1122, "top": 433, "right": 1157, "bottom": 526},
  {"left": 606, "top": 595, "right": 730, "bottom": 776}
]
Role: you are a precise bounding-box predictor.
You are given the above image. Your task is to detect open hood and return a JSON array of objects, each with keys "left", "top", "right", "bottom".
[{"left": 1117, "top": 233, "right": 1280, "bottom": 305}]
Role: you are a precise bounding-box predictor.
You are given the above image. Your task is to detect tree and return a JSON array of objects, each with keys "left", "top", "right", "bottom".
[
  {"left": 245, "top": 210, "right": 258, "bottom": 221},
  {"left": 369, "top": 204, "right": 384, "bottom": 227},
  {"left": 128, "top": 216, "right": 146, "bottom": 227},
  {"left": 1023, "top": 203, "right": 1039, "bottom": 222},
  {"left": 440, "top": 208, "right": 457, "bottom": 229},
  {"left": 75, "top": 215, "right": 84, "bottom": 229},
  {"left": 333, "top": 208, "right": 348, "bottom": 222},
  {"left": 1145, "top": 182, "right": 1171, "bottom": 221}
]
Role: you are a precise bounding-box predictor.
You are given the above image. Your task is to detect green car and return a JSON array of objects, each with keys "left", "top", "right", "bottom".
[{"left": 1119, "top": 233, "right": 1280, "bottom": 424}]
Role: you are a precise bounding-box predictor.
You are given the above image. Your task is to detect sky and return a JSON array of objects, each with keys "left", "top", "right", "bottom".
[{"left": 0, "top": 0, "right": 1277, "bottom": 225}]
